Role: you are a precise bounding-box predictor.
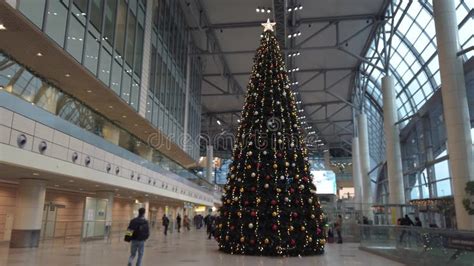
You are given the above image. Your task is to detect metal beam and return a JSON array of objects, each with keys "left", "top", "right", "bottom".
[
  {"left": 188, "top": 14, "right": 378, "bottom": 30},
  {"left": 272, "top": 0, "right": 287, "bottom": 48},
  {"left": 203, "top": 67, "right": 355, "bottom": 77},
  {"left": 202, "top": 110, "right": 242, "bottom": 115},
  {"left": 302, "top": 100, "right": 346, "bottom": 107},
  {"left": 188, "top": 0, "right": 245, "bottom": 98}
]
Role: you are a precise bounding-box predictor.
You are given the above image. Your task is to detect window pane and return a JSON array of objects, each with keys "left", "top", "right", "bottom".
[
  {"left": 90, "top": 0, "right": 104, "bottom": 31},
  {"left": 134, "top": 25, "right": 144, "bottom": 76},
  {"left": 99, "top": 50, "right": 112, "bottom": 85},
  {"left": 131, "top": 80, "right": 139, "bottom": 110},
  {"left": 111, "top": 60, "right": 122, "bottom": 94},
  {"left": 121, "top": 72, "right": 131, "bottom": 103},
  {"left": 19, "top": 0, "right": 46, "bottom": 28},
  {"left": 436, "top": 179, "right": 452, "bottom": 197},
  {"left": 45, "top": 0, "right": 68, "bottom": 46},
  {"left": 125, "top": 12, "right": 136, "bottom": 68},
  {"left": 115, "top": 0, "right": 127, "bottom": 57},
  {"left": 434, "top": 159, "right": 450, "bottom": 180},
  {"left": 103, "top": 0, "right": 117, "bottom": 44},
  {"left": 84, "top": 30, "right": 100, "bottom": 74},
  {"left": 66, "top": 17, "right": 85, "bottom": 62}
]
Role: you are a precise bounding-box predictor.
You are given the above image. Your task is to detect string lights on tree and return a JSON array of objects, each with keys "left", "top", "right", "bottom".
[{"left": 215, "top": 19, "right": 325, "bottom": 257}]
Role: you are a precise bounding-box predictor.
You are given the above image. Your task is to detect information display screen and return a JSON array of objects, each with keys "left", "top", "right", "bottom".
[{"left": 311, "top": 170, "right": 337, "bottom": 195}]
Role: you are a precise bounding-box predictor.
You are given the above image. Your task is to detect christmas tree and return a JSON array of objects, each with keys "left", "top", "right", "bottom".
[{"left": 215, "top": 20, "right": 325, "bottom": 257}]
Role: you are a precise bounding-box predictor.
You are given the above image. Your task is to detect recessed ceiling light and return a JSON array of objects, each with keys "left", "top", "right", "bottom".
[
  {"left": 79, "top": 188, "right": 83, "bottom": 190},
  {"left": 114, "top": 188, "right": 119, "bottom": 191},
  {"left": 54, "top": 184, "right": 59, "bottom": 187},
  {"left": 86, "top": 89, "right": 92, "bottom": 93},
  {"left": 108, "top": 105, "right": 113, "bottom": 109},
  {"left": 69, "top": 180, "right": 74, "bottom": 183},
  {"left": 95, "top": 184, "right": 100, "bottom": 187},
  {"left": 65, "top": 73, "right": 71, "bottom": 77},
  {"left": 0, "top": 24, "right": 6, "bottom": 30},
  {"left": 32, "top": 172, "right": 39, "bottom": 176},
  {"left": 134, "top": 123, "right": 138, "bottom": 127},
  {"left": 122, "top": 115, "right": 127, "bottom": 118},
  {"left": 36, "top": 52, "right": 43, "bottom": 57}
]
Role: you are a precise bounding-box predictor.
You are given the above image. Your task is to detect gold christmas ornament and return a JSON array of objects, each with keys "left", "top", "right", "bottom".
[
  {"left": 273, "top": 164, "right": 278, "bottom": 169},
  {"left": 301, "top": 226, "right": 306, "bottom": 231},
  {"left": 272, "top": 212, "right": 278, "bottom": 217},
  {"left": 240, "top": 188, "right": 244, "bottom": 192},
  {"left": 320, "top": 239, "right": 326, "bottom": 245},
  {"left": 264, "top": 238, "right": 270, "bottom": 244},
  {"left": 240, "top": 237, "right": 245, "bottom": 243}
]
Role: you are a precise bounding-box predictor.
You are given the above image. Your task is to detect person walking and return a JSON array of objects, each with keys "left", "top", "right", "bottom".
[
  {"left": 176, "top": 214, "right": 182, "bottom": 233},
  {"left": 335, "top": 215, "right": 343, "bottom": 244},
  {"left": 184, "top": 215, "right": 191, "bottom": 231},
  {"left": 207, "top": 215, "right": 215, "bottom": 239},
  {"left": 162, "top": 214, "right": 170, "bottom": 236},
  {"left": 414, "top": 217, "right": 422, "bottom": 227},
  {"left": 127, "top": 208, "right": 150, "bottom": 266}
]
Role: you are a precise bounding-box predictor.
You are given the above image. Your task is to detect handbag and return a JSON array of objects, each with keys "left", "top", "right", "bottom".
[{"left": 124, "top": 229, "right": 134, "bottom": 242}]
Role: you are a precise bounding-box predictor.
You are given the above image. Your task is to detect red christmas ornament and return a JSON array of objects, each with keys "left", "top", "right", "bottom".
[
  {"left": 244, "top": 200, "right": 249, "bottom": 206},
  {"left": 251, "top": 211, "right": 257, "bottom": 217},
  {"left": 265, "top": 175, "right": 271, "bottom": 180},
  {"left": 271, "top": 200, "right": 277, "bottom": 205},
  {"left": 257, "top": 163, "right": 262, "bottom": 169},
  {"left": 230, "top": 225, "right": 235, "bottom": 231},
  {"left": 292, "top": 212, "right": 298, "bottom": 218},
  {"left": 277, "top": 152, "right": 283, "bottom": 158},
  {"left": 303, "top": 176, "right": 309, "bottom": 182},
  {"left": 250, "top": 239, "right": 256, "bottom": 245},
  {"left": 294, "top": 199, "right": 300, "bottom": 205},
  {"left": 290, "top": 188, "right": 295, "bottom": 193},
  {"left": 317, "top": 228, "right": 322, "bottom": 235},
  {"left": 290, "top": 239, "right": 296, "bottom": 246},
  {"left": 251, "top": 187, "right": 256, "bottom": 192},
  {"left": 272, "top": 224, "right": 278, "bottom": 231}
]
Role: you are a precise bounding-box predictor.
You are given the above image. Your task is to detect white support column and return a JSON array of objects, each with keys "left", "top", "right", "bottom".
[
  {"left": 206, "top": 145, "right": 214, "bottom": 184},
  {"left": 138, "top": 0, "right": 154, "bottom": 117},
  {"left": 323, "top": 149, "right": 331, "bottom": 169},
  {"left": 10, "top": 179, "right": 46, "bottom": 248},
  {"left": 433, "top": 0, "right": 474, "bottom": 230},
  {"left": 183, "top": 38, "right": 192, "bottom": 154},
  {"left": 382, "top": 76, "right": 405, "bottom": 223},
  {"left": 352, "top": 137, "right": 362, "bottom": 211},
  {"left": 143, "top": 200, "right": 150, "bottom": 220},
  {"left": 358, "top": 113, "right": 373, "bottom": 220}
]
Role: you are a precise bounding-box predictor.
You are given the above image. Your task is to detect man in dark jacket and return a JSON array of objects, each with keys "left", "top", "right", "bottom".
[
  {"left": 162, "top": 214, "right": 170, "bottom": 235},
  {"left": 128, "top": 208, "right": 150, "bottom": 266}
]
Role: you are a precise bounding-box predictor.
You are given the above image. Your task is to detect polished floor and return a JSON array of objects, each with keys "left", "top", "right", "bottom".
[{"left": 0, "top": 229, "right": 403, "bottom": 266}]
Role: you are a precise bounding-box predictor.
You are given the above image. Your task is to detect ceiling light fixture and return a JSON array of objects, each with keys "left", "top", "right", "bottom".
[
  {"left": 36, "top": 52, "right": 43, "bottom": 57},
  {"left": 32, "top": 172, "right": 40, "bottom": 176},
  {"left": 86, "top": 89, "right": 92, "bottom": 93},
  {"left": 0, "top": 24, "right": 6, "bottom": 30},
  {"left": 217, "top": 120, "right": 221, "bottom": 125},
  {"left": 65, "top": 73, "right": 71, "bottom": 77}
]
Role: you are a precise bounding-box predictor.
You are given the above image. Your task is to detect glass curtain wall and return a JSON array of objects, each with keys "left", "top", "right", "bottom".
[
  {"left": 0, "top": 52, "right": 214, "bottom": 191},
  {"left": 358, "top": 0, "right": 473, "bottom": 201},
  {"left": 146, "top": 0, "right": 202, "bottom": 160},
  {"left": 17, "top": 0, "right": 146, "bottom": 111}
]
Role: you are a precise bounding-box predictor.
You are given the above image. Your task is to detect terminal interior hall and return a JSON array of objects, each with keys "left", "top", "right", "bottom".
[{"left": 0, "top": 0, "right": 473, "bottom": 265}]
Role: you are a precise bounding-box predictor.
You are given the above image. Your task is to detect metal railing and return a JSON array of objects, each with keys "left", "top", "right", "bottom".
[{"left": 359, "top": 225, "right": 474, "bottom": 265}]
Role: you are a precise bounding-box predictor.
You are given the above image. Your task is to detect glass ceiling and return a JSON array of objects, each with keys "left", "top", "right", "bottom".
[{"left": 358, "top": 0, "right": 473, "bottom": 165}]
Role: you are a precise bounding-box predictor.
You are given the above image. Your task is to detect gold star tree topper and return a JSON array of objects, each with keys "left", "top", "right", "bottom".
[{"left": 261, "top": 18, "right": 276, "bottom": 32}]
